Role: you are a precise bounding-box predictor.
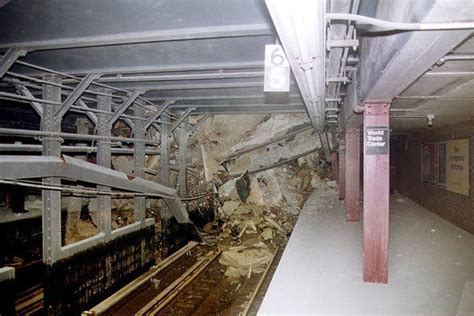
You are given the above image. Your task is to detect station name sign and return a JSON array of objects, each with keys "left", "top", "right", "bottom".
[{"left": 365, "top": 126, "right": 389, "bottom": 155}]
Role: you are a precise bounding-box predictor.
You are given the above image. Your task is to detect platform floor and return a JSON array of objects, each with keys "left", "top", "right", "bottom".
[{"left": 258, "top": 184, "right": 474, "bottom": 315}]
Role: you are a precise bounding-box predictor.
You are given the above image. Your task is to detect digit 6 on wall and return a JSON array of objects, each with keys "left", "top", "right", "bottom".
[{"left": 264, "top": 44, "right": 290, "bottom": 92}]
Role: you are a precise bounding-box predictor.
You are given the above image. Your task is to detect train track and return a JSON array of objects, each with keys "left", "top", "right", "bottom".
[
  {"left": 136, "top": 250, "right": 221, "bottom": 315},
  {"left": 15, "top": 287, "right": 44, "bottom": 316},
  {"left": 84, "top": 242, "right": 279, "bottom": 316}
]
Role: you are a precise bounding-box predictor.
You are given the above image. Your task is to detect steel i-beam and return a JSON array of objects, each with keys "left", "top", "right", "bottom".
[
  {"left": 55, "top": 73, "right": 100, "bottom": 118},
  {"left": 16, "top": 84, "right": 43, "bottom": 117},
  {"left": 0, "top": 155, "right": 190, "bottom": 223},
  {"left": 338, "top": 139, "right": 346, "bottom": 199},
  {"left": 177, "top": 118, "right": 189, "bottom": 197},
  {"left": 345, "top": 127, "right": 360, "bottom": 222},
  {"left": 133, "top": 100, "right": 146, "bottom": 226},
  {"left": 41, "top": 74, "right": 62, "bottom": 265},
  {"left": 97, "top": 90, "right": 112, "bottom": 239},
  {"left": 107, "top": 90, "right": 142, "bottom": 126},
  {"left": 143, "top": 99, "right": 174, "bottom": 130},
  {"left": 160, "top": 114, "right": 172, "bottom": 221},
  {"left": 0, "top": 48, "right": 26, "bottom": 78},
  {"left": 170, "top": 107, "right": 194, "bottom": 133},
  {"left": 330, "top": 151, "right": 338, "bottom": 181}
]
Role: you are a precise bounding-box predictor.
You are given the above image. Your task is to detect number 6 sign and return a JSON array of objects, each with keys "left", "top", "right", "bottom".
[{"left": 264, "top": 44, "right": 290, "bottom": 92}]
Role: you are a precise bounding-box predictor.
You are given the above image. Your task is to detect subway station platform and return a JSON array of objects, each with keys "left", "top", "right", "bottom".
[{"left": 258, "top": 185, "right": 474, "bottom": 315}]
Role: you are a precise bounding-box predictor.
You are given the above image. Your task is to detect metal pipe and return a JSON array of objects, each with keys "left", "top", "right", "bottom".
[
  {"left": 11, "top": 60, "right": 179, "bottom": 121},
  {"left": 96, "top": 71, "right": 264, "bottom": 83},
  {"left": 396, "top": 95, "right": 474, "bottom": 100},
  {"left": 6, "top": 71, "right": 119, "bottom": 99},
  {"left": 0, "top": 91, "right": 62, "bottom": 105},
  {"left": 169, "top": 102, "right": 305, "bottom": 109},
  {"left": 148, "top": 94, "right": 303, "bottom": 102},
  {"left": 0, "top": 143, "right": 160, "bottom": 154},
  {"left": 0, "top": 179, "right": 206, "bottom": 201},
  {"left": 1, "top": 83, "right": 173, "bottom": 121},
  {"left": 2, "top": 77, "right": 98, "bottom": 103},
  {"left": 441, "top": 53, "right": 474, "bottom": 62},
  {"left": 330, "top": 0, "right": 359, "bottom": 120},
  {"left": 0, "top": 127, "right": 161, "bottom": 145},
  {"left": 14, "top": 60, "right": 130, "bottom": 94},
  {"left": 326, "top": 13, "right": 474, "bottom": 31},
  {"left": 425, "top": 71, "right": 474, "bottom": 76}
]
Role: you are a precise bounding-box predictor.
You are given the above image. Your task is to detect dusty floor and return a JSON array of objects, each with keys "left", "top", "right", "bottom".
[{"left": 258, "top": 184, "right": 474, "bottom": 315}]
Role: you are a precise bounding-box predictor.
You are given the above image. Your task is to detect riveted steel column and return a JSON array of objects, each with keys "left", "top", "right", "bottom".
[
  {"left": 41, "top": 74, "right": 62, "bottom": 265},
  {"left": 133, "top": 100, "right": 146, "bottom": 226},
  {"left": 97, "top": 90, "right": 112, "bottom": 239},
  {"left": 363, "top": 102, "right": 390, "bottom": 283},
  {"left": 160, "top": 115, "right": 172, "bottom": 222},
  {"left": 345, "top": 127, "right": 360, "bottom": 222},
  {"left": 338, "top": 138, "right": 346, "bottom": 199},
  {"left": 177, "top": 117, "right": 189, "bottom": 197},
  {"left": 330, "top": 151, "right": 338, "bottom": 181}
]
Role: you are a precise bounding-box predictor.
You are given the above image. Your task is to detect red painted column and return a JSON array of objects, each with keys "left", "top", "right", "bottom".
[
  {"left": 331, "top": 151, "right": 339, "bottom": 181},
  {"left": 363, "top": 102, "right": 390, "bottom": 283},
  {"left": 338, "top": 139, "right": 346, "bottom": 199},
  {"left": 345, "top": 127, "right": 360, "bottom": 222}
]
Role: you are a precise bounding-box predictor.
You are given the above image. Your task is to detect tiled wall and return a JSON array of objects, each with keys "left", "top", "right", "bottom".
[{"left": 394, "top": 122, "right": 474, "bottom": 234}]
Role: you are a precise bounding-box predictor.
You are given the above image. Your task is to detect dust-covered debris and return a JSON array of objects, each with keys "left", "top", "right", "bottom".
[
  {"left": 219, "top": 242, "right": 274, "bottom": 278},
  {"left": 220, "top": 200, "right": 240, "bottom": 217},
  {"left": 185, "top": 115, "right": 330, "bottom": 280}
]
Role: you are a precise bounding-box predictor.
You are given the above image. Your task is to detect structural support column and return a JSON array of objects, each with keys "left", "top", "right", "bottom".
[
  {"left": 330, "top": 151, "right": 338, "bottom": 181},
  {"left": 133, "top": 100, "right": 146, "bottom": 226},
  {"left": 338, "top": 138, "right": 346, "bottom": 199},
  {"left": 41, "top": 74, "right": 62, "bottom": 265},
  {"left": 97, "top": 90, "right": 112, "bottom": 239},
  {"left": 177, "top": 117, "right": 189, "bottom": 198},
  {"left": 345, "top": 127, "right": 360, "bottom": 222},
  {"left": 363, "top": 102, "right": 390, "bottom": 283},
  {"left": 160, "top": 115, "right": 172, "bottom": 225}
]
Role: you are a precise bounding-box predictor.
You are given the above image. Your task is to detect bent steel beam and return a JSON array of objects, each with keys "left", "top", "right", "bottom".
[{"left": 0, "top": 155, "right": 191, "bottom": 223}]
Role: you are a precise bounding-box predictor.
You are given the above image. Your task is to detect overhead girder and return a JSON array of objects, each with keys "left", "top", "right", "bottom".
[{"left": 0, "top": 24, "right": 272, "bottom": 52}]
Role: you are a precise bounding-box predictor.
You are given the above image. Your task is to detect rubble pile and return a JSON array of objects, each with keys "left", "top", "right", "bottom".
[
  {"left": 56, "top": 113, "right": 331, "bottom": 271},
  {"left": 185, "top": 114, "right": 331, "bottom": 278}
]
